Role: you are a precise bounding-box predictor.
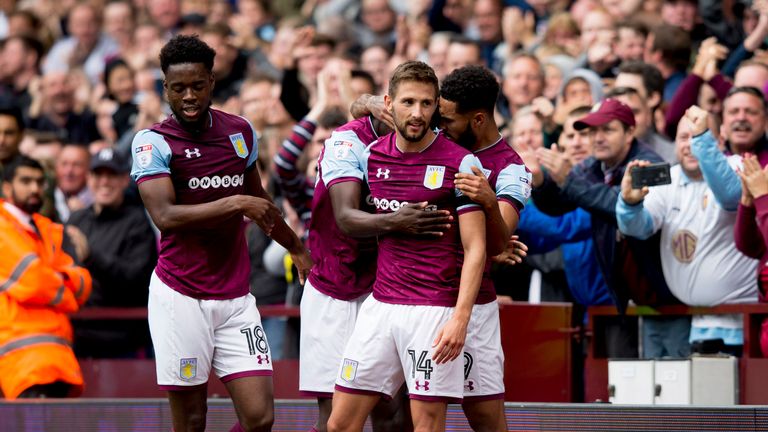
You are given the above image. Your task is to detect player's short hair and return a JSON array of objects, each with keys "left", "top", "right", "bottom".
[
  {"left": 440, "top": 65, "right": 499, "bottom": 115},
  {"left": 159, "top": 35, "right": 216, "bottom": 74},
  {"left": 388, "top": 61, "right": 438, "bottom": 100},
  {"left": 3, "top": 155, "right": 43, "bottom": 183}
]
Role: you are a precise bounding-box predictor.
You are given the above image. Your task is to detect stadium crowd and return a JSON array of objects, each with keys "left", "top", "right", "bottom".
[{"left": 1, "top": 0, "right": 768, "bottom": 421}]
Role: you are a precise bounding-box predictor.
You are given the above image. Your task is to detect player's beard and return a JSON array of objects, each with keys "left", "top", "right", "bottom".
[
  {"left": 455, "top": 125, "right": 477, "bottom": 149},
  {"left": 395, "top": 117, "right": 429, "bottom": 143}
]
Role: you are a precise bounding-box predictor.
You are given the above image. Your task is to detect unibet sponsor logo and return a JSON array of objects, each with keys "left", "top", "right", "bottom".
[
  {"left": 373, "top": 197, "right": 409, "bottom": 212},
  {"left": 188, "top": 174, "right": 244, "bottom": 190}
]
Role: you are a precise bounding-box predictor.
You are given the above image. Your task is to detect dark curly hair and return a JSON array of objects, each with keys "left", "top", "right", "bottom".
[
  {"left": 159, "top": 35, "right": 215, "bottom": 74},
  {"left": 440, "top": 65, "right": 499, "bottom": 115}
]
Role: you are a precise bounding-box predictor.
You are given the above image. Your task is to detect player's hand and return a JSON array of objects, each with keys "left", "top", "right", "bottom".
[
  {"left": 431, "top": 314, "right": 468, "bottom": 364},
  {"left": 242, "top": 197, "right": 282, "bottom": 236},
  {"left": 621, "top": 160, "right": 651, "bottom": 205},
  {"left": 492, "top": 235, "right": 528, "bottom": 265},
  {"left": 390, "top": 202, "right": 453, "bottom": 236},
  {"left": 454, "top": 166, "right": 495, "bottom": 209},
  {"left": 290, "top": 248, "right": 313, "bottom": 285}
]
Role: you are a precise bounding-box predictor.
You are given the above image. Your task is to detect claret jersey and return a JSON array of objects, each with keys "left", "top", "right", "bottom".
[
  {"left": 322, "top": 130, "right": 484, "bottom": 307},
  {"left": 130, "top": 109, "right": 259, "bottom": 300}
]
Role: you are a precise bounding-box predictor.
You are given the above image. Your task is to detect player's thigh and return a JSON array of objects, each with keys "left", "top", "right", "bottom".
[
  {"left": 463, "top": 301, "right": 505, "bottom": 399},
  {"left": 409, "top": 399, "right": 447, "bottom": 432},
  {"left": 149, "top": 272, "right": 214, "bottom": 387},
  {"left": 335, "top": 297, "right": 403, "bottom": 398},
  {"left": 328, "top": 391, "right": 381, "bottom": 432},
  {"left": 224, "top": 375, "right": 274, "bottom": 427},
  {"left": 371, "top": 384, "right": 413, "bottom": 432},
  {"left": 300, "top": 281, "right": 367, "bottom": 395},
  {"left": 211, "top": 293, "right": 273, "bottom": 382},
  {"left": 395, "top": 304, "right": 463, "bottom": 402}
]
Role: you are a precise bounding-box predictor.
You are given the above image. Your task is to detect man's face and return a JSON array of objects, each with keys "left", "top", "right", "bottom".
[
  {"left": 3, "top": 166, "right": 45, "bottom": 214},
  {"left": 164, "top": 62, "right": 214, "bottom": 130},
  {"left": 42, "top": 71, "right": 74, "bottom": 116},
  {"left": 616, "top": 27, "right": 645, "bottom": 61},
  {"left": 69, "top": 5, "right": 100, "bottom": 49},
  {"left": 0, "top": 38, "right": 27, "bottom": 79},
  {"left": 104, "top": 2, "right": 134, "bottom": 42},
  {"left": 512, "top": 113, "right": 544, "bottom": 150},
  {"left": 661, "top": 0, "right": 696, "bottom": 32},
  {"left": 675, "top": 124, "right": 699, "bottom": 176},
  {"left": 439, "top": 97, "right": 476, "bottom": 148},
  {"left": 55, "top": 146, "right": 90, "bottom": 195},
  {"left": 614, "top": 72, "right": 656, "bottom": 110},
  {"left": 580, "top": 10, "right": 614, "bottom": 50},
  {"left": 446, "top": 43, "right": 482, "bottom": 74},
  {"left": 89, "top": 169, "right": 129, "bottom": 208},
  {"left": 148, "top": 0, "right": 181, "bottom": 31},
  {"left": 428, "top": 37, "right": 450, "bottom": 82},
  {"left": 240, "top": 81, "right": 272, "bottom": 130},
  {"left": 590, "top": 119, "right": 633, "bottom": 166},
  {"left": 361, "top": 46, "right": 389, "bottom": 88},
  {"left": 563, "top": 79, "right": 592, "bottom": 106},
  {"left": 296, "top": 44, "right": 331, "bottom": 85},
  {"left": 0, "top": 114, "right": 22, "bottom": 163},
  {"left": 722, "top": 92, "right": 767, "bottom": 154},
  {"left": 558, "top": 115, "right": 593, "bottom": 164},
  {"left": 503, "top": 57, "right": 544, "bottom": 109},
  {"left": 734, "top": 64, "right": 768, "bottom": 90},
  {"left": 201, "top": 33, "right": 236, "bottom": 76},
  {"left": 361, "top": 0, "right": 396, "bottom": 33},
  {"left": 386, "top": 81, "right": 437, "bottom": 143},
  {"left": 615, "top": 93, "right": 650, "bottom": 138},
  {"left": 473, "top": 0, "right": 502, "bottom": 43}
]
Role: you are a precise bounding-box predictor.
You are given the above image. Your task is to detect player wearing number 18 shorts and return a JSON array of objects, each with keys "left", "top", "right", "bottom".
[{"left": 130, "top": 35, "right": 311, "bottom": 432}]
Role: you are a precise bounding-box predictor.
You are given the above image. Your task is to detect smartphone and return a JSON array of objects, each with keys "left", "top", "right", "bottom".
[{"left": 631, "top": 162, "right": 671, "bottom": 189}]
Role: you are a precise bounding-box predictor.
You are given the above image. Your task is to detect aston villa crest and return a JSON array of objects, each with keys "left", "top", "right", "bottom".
[{"left": 230, "top": 133, "right": 249, "bottom": 159}]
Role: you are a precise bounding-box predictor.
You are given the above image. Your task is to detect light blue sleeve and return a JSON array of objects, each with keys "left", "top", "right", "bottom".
[
  {"left": 615, "top": 195, "right": 656, "bottom": 240},
  {"left": 690, "top": 130, "right": 741, "bottom": 211},
  {"left": 130, "top": 129, "right": 172, "bottom": 183},
  {"left": 496, "top": 163, "right": 532, "bottom": 208},
  {"left": 319, "top": 129, "right": 370, "bottom": 187},
  {"left": 456, "top": 154, "right": 483, "bottom": 213},
  {"left": 242, "top": 116, "right": 260, "bottom": 169}
]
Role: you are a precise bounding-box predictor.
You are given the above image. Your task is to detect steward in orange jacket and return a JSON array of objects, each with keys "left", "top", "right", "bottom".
[{"left": 0, "top": 157, "right": 92, "bottom": 400}]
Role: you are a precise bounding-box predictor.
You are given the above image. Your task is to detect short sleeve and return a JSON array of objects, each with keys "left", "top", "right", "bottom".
[
  {"left": 320, "top": 129, "right": 370, "bottom": 188},
  {"left": 496, "top": 162, "right": 532, "bottom": 211},
  {"left": 455, "top": 154, "right": 483, "bottom": 214},
  {"left": 241, "top": 116, "right": 260, "bottom": 169},
  {"left": 131, "top": 129, "right": 173, "bottom": 184}
]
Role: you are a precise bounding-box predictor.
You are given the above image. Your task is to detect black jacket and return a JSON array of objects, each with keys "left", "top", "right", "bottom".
[
  {"left": 532, "top": 139, "right": 679, "bottom": 312},
  {"left": 68, "top": 201, "right": 157, "bottom": 307}
]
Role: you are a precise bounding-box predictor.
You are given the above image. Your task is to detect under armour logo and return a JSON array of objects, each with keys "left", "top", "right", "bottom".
[
  {"left": 464, "top": 380, "right": 475, "bottom": 392},
  {"left": 376, "top": 168, "right": 390, "bottom": 179},
  {"left": 256, "top": 354, "right": 270, "bottom": 365},
  {"left": 185, "top": 148, "right": 201, "bottom": 158},
  {"left": 415, "top": 380, "right": 430, "bottom": 391}
]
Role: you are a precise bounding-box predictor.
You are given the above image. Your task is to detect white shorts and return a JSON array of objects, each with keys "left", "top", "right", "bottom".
[
  {"left": 335, "top": 296, "right": 464, "bottom": 403},
  {"left": 148, "top": 271, "right": 273, "bottom": 390},
  {"left": 463, "top": 301, "right": 505, "bottom": 400},
  {"left": 299, "top": 279, "right": 368, "bottom": 397}
]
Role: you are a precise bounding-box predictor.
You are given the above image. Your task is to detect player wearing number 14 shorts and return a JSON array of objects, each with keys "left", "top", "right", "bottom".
[{"left": 323, "top": 61, "right": 487, "bottom": 432}]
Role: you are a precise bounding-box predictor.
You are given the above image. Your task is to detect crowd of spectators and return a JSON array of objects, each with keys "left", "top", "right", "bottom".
[{"left": 2, "top": 0, "right": 768, "bottom": 400}]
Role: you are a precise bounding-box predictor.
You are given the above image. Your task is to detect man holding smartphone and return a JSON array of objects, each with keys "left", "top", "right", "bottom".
[
  {"left": 532, "top": 98, "right": 677, "bottom": 359},
  {"left": 617, "top": 106, "right": 759, "bottom": 357}
]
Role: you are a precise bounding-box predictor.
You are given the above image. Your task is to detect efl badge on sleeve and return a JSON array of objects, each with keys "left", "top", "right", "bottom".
[
  {"left": 333, "top": 141, "right": 354, "bottom": 159},
  {"left": 135, "top": 144, "right": 153, "bottom": 168},
  {"left": 180, "top": 358, "right": 197, "bottom": 381},
  {"left": 424, "top": 165, "right": 446, "bottom": 190},
  {"left": 341, "top": 358, "right": 358, "bottom": 382},
  {"left": 229, "top": 133, "right": 249, "bottom": 159}
]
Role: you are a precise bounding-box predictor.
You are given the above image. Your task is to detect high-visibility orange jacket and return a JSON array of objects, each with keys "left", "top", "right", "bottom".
[{"left": 0, "top": 200, "right": 92, "bottom": 400}]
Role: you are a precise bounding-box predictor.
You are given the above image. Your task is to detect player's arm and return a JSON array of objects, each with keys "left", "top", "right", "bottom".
[
  {"left": 454, "top": 166, "right": 509, "bottom": 255},
  {"left": 432, "top": 209, "right": 486, "bottom": 364},
  {"left": 138, "top": 177, "right": 280, "bottom": 233},
  {"left": 328, "top": 181, "right": 453, "bottom": 237}
]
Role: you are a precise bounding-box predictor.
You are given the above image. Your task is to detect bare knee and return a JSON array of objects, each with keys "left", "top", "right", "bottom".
[
  {"left": 238, "top": 407, "right": 274, "bottom": 432},
  {"left": 185, "top": 413, "right": 207, "bottom": 432},
  {"left": 326, "top": 417, "right": 347, "bottom": 432}
]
